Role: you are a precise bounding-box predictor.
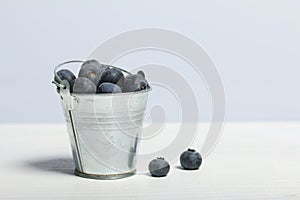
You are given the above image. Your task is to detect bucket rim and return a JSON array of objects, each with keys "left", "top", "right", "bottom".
[{"left": 72, "top": 86, "right": 152, "bottom": 97}]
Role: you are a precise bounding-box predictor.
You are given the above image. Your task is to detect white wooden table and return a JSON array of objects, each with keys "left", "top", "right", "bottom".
[{"left": 0, "top": 122, "right": 299, "bottom": 199}]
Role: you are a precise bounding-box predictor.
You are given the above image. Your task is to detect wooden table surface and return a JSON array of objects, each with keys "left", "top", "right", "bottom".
[{"left": 0, "top": 122, "right": 299, "bottom": 200}]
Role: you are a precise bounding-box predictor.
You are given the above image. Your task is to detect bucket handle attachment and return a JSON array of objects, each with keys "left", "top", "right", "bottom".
[
  {"left": 52, "top": 80, "right": 79, "bottom": 111},
  {"left": 52, "top": 60, "right": 84, "bottom": 111}
]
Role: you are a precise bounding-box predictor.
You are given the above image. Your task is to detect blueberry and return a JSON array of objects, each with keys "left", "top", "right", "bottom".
[
  {"left": 81, "top": 59, "right": 107, "bottom": 74},
  {"left": 72, "top": 77, "right": 96, "bottom": 94},
  {"left": 70, "top": 79, "right": 75, "bottom": 93},
  {"left": 180, "top": 149, "right": 202, "bottom": 170},
  {"left": 55, "top": 69, "right": 76, "bottom": 83},
  {"left": 137, "top": 70, "right": 145, "bottom": 78},
  {"left": 54, "top": 69, "right": 76, "bottom": 93},
  {"left": 99, "top": 67, "right": 125, "bottom": 87},
  {"left": 97, "top": 82, "right": 122, "bottom": 93},
  {"left": 79, "top": 60, "right": 106, "bottom": 86},
  {"left": 123, "top": 74, "right": 150, "bottom": 92},
  {"left": 148, "top": 157, "right": 170, "bottom": 177},
  {"left": 81, "top": 60, "right": 101, "bottom": 68}
]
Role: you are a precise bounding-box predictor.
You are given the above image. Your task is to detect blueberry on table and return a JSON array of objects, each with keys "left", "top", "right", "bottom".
[
  {"left": 137, "top": 70, "right": 145, "bottom": 78},
  {"left": 99, "top": 68, "right": 125, "bottom": 87},
  {"left": 79, "top": 60, "right": 106, "bottom": 86},
  {"left": 148, "top": 157, "right": 170, "bottom": 177},
  {"left": 123, "top": 74, "right": 150, "bottom": 92},
  {"left": 97, "top": 82, "right": 122, "bottom": 94},
  {"left": 54, "top": 69, "right": 76, "bottom": 93},
  {"left": 180, "top": 149, "right": 202, "bottom": 170},
  {"left": 72, "top": 77, "right": 96, "bottom": 94}
]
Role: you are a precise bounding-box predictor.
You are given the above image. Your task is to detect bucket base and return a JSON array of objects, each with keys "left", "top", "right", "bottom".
[{"left": 74, "top": 169, "right": 136, "bottom": 180}]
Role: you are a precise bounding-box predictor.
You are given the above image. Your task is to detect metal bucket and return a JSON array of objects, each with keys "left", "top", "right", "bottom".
[{"left": 53, "top": 60, "right": 151, "bottom": 179}]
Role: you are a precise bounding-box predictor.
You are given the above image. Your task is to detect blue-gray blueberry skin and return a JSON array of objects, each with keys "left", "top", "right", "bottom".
[
  {"left": 137, "top": 70, "right": 145, "bottom": 78},
  {"left": 69, "top": 79, "right": 75, "bottom": 93},
  {"left": 97, "top": 82, "right": 122, "bottom": 94},
  {"left": 79, "top": 60, "right": 107, "bottom": 86},
  {"left": 123, "top": 74, "right": 150, "bottom": 92},
  {"left": 148, "top": 157, "right": 170, "bottom": 177},
  {"left": 180, "top": 149, "right": 202, "bottom": 170},
  {"left": 55, "top": 69, "right": 76, "bottom": 93},
  {"left": 55, "top": 69, "right": 76, "bottom": 83},
  {"left": 81, "top": 60, "right": 107, "bottom": 75},
  {"left": 81, "top": 60, "right": 101, "bottom": 68},
  {"left": 72, "top": 77, "right": 97, "bottom": 94},
  {"left": 99, "top": 68, "right": 125, "bottom": 87}
]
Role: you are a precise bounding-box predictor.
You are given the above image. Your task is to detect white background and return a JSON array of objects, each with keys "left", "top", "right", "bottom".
[{"left": 0, "top": 0, "right": 299, "bottom": 123}]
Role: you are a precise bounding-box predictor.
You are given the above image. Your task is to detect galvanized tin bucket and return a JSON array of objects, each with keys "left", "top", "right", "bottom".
[{"left": 53, "top": 60, "right": 151, "bottom": 179}]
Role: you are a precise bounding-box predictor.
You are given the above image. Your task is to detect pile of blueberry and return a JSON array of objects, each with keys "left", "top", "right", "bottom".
[
  {"left": 148, "top": 149, "right": 202, "bottom": 177},
  {"left": 54, "top": 60, "right": 150, "bottom": 94}
]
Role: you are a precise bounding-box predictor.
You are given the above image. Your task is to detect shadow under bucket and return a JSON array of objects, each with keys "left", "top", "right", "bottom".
[{"left": 53, "top": 60, "right": 151, "bottom": 179}]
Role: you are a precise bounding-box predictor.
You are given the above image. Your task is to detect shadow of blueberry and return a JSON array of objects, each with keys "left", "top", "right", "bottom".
[{"left": 175, "top": 166, "right": 185, "bottom": 170}]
